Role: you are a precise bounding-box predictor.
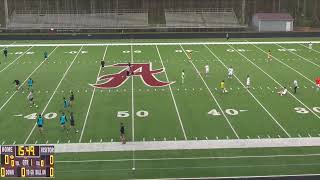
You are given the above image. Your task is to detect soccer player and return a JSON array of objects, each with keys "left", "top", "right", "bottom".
[
  {"left": 101, "top": 59, "right": 105, "bottom": 68},
  {"left": 37, "top": 114, "right": 44, "bottom": 134},
  {"left": 246, "top": 75, "right": 251, "bottom": 89},
  {"left": 181, "top": 70, "right": 185, "bottom": 84},
  {"left": 309, "top": 42, "right": 313, "bottom": 51},
  {"left": 59, "top": 112, "right": 67, "bottom": 130},
  {"left": 277, "top": 87, "right": 288, "bottom": 96},
  {"left": 27, "top": 78, "right": 34, "bottom": 90},
  {"left": 120, "top": 123, "right": 126, "bottom": 144},
  {"left": 27, "top": 90, "right": 37, "bottom": 108},
  {"left": 227, "top": 66, "right": 234, "bottom": 79},
  {"left": 13, "top": 79, "right": 21, "bottom": 90},
  {"left": 205, "top": 65, "right": 209, "bottom": 77},
  {"left": 220, "top": 80, "right": 227, "bottom": 93},
  {"left": 3, "top": 47, "right": 8, "bottom": 59},
  {"left": 44, "top": 51, "right": 48, "bottom": 60},
  {"left": 267, "top": 50, "right": 272, "bottom": 62},
  {"left": 293, "top": 80, "right": 298, "bottom": 94},
  {"left": 126, "top": 62, "right": 132, "bottom": 76},
  {"left": 69, "top": 91, "right": 74, "bottom": 107},
  {"left": 63, "top": 97, "right": 69, "bottom": 109},
  {"left": 68, "top": 112, "right": 79, "bottom": 133}
]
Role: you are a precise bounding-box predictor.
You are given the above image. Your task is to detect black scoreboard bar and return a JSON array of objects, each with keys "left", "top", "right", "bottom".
[{"left": 0, "top": 145, "right": 54, "bottom": 178}]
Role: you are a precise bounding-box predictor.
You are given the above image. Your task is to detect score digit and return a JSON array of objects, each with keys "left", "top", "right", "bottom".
[
  {"left": 50, "top": 155, "right": 54, "bottom": 165},
  {"left": 18, "top": 146, "right": 24, "bottom": 156}
]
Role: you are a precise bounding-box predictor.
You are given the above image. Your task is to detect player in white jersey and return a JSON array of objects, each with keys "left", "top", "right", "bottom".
[
  {"left": 205, "top": 65, "right": 209, "bottom": 77},
  {"left": 293, "top": 80, "right": 298, "bottom": 94},
  {"left": 228, "top": 66, "right": 234, "bottom": 79},
  {"left": 309, "top": 42, "right": 313, "bottom": 51},
  {"left": 27, "top": 90, "right": 37, "bottom": 108},
  {"left": 278, "top": 87, "right": 288, "bottom": 96},
  {"left": 246, "top": 75, "right": 251, "bottom": 89},
  {"left": 181, "top": 70, "right": 185, "bottom": 84}
]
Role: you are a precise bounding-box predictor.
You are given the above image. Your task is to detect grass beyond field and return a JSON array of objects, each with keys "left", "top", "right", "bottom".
[{"left": 0, "top": 38, "right": 320, "bottom": 179}]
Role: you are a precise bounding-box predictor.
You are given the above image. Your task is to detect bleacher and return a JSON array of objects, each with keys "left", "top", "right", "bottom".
[
  {"left": 165, "top": 8, "right": 241, "bottom": 28},
  {"left": 7, "top": 9, "right": 149, "bottom": 29}
]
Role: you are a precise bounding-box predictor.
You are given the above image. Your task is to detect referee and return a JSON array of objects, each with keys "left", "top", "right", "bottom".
[{"left": 120, "top": 123, "right": 126, "bottom": 144}]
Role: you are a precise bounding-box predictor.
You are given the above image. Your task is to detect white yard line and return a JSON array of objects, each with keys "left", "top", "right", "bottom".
[
  {"left": 155, "top": 45, "right": 187, "bottom": 140},
  {"left": 299, "top": 43, "right": 320, "bottom": 55},
  {"left": 249, "top": 42, "right": 315, "bottom": 85},
  {"left": 131, "top": 44, "right": 136, "bottom": 170},
  {"left": 24, "top": 46, "right": 84, "bottom": 144},
  {"left": 2, "top": 41, "right": 320, "bottom": 47},
  {"left": 0, "top": 46, "right": 59, "bottom": 111},
  {"left": 179, "top": 44, "right": 240, "bottom": 139},
  {"left": 204, "top": 44, "right": 291, "bottom": 137},
  {"left": 79, "top": 45, "right": 108, "bottom": 143},
  {"left": 275, "top": 43, "right": 320, "bottom": 68},
  {"left": 228, "top": 44, "right": 320, "bottom": 120},
  {"left": 56, "top": 153, "right": 320, "bottom": 163},
  {"left": 0, "top": 46, "right": 33, "bottom": 73}
]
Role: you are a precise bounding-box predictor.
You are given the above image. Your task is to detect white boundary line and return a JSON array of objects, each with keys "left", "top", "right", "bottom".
[
  {"left": 1, "top": 41, "right": 320, "bottom": 47},
  {"left": 24, "top": 46, "right": 84, "bottom": 144},
  {"left": 56, "top": 153, "right": 320, "bottom": 163},
  {"left": 131, "top": 44, "right": 136, "bottom": 170},
  {"left": 132, "top": 174, "right": 320, "bottom": 180},
  {"left": 204, "top": 44, "right": 291, "bottom": 137},
  {"left": 79, "top": 45, "right": 108, "bottom": 142},
  {"left": 276, "top": 43, "right": 320, "bottom": 68},
  {"left": 156, "top": 45, "right": 187, "bottom": 140},
  {"left": 0, "top": 46, "right": 59, "bottom": 111},
  {"left": 0, "top": 46, "right": 33, "bottom": 73},
  {"left": 179, "top": 44, "right": 240, "bottom": 139},
  {"left": 228, "top": 44, "right": 320, "bottom": 120}
]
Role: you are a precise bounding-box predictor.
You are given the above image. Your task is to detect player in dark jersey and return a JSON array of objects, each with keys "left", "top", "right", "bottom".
[
  {"left": 68, "top": 112, "right": 79, "bottom": 133},
  {"left": 101, "top": 59, "right": 105, "bottom": 68},
  {"left": 120, "top": 123, "right": 126, "bottom": 144},
  {"left": 69, "top": 91, "right": 74, "bottom": 107},
  {"left": 13, "top": 80, "right": 21, "bottom": 90},
  {"left": 3, "top": 48, "right": 8, "bottom": 59}
]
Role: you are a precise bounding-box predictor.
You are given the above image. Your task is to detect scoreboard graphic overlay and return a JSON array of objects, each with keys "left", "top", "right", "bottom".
[{"left": 1, "top": 145, "right": 54, "bottom": 178}]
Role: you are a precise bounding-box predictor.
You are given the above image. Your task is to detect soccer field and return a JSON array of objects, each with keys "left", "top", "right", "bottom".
[{"left": 0, "top": 38, "right": 320, "bottom": 179}]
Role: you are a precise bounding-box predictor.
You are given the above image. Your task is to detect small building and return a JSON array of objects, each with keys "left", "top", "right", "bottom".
[{"left": 252, "top": 13, "right": 294, "bottom": 32}]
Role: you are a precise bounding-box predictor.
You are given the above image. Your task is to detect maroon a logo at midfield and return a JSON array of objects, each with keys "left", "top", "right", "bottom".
[{"left": 90, "top": 63, "right": 173, "bottom": 89}]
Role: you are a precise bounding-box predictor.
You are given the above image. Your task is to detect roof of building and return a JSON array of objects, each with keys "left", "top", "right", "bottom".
[{"left": 254, "top": 13, "right": 293, "bottom": 21}]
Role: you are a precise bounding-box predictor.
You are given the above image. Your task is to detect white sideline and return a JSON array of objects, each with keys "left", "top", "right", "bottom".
[
  {"left": 24, "top": 46, "right": 84, "bottom": 144},
  {"left": 79, "top": 45, "right": 108, "bottom": 142},
  {"left": 204, "top": 44, "right": 291, "bottom": 137},
  {"left": 55, "top": 153, "right": 320, "bottom": 163},
  {"left": 12, "top": 137, "right": 320, "bottom": 153},
  {"left": 0, "top": 46, "right": 33, "bottom": 73},
  {"left": 155, "top": 45, "right": 187, "bottom": 140},
  {"left": 1, "top": 41, "right": 320, "bottom": 47},
  {"left": 130, "top": 174, "right": 320, "bottom": 180},
  {"left": 179, "top": 44, "right": 240, "bottom": 139},
  {"left": 246, "top": 44, "right": 320, "bottom": 119},
  {"left": 0, "top": 46, "right": 59, "bottom": 111}
]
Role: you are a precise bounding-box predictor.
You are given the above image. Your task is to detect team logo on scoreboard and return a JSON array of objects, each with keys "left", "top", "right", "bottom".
[{"left": 90, "top": 63, "right": 173, "bottom": 89}]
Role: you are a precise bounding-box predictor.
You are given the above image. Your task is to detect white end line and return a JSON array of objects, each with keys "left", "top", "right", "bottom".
[
  {"left": 79, "top": 45, "right": 108, "bottom": 143},
  {"left": 0, "top": 46, "right": 59, "bottom": 111},
  {"left": 204, "top": 44, "right": 291, "bottom": 138},
  {"left": 24, "top": 46, "right": 84, "bottom": 144},
  {"left": 156, "top": 45, "right": 187, "bottom": 140},
  {"left": 179, "top": 44, "right": 240, "bottom": 139}
]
